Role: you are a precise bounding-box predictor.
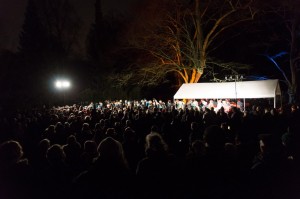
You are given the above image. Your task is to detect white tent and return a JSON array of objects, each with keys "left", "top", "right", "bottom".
[{"left": 173, "top": 79, "right": 281, "bottom": 108}]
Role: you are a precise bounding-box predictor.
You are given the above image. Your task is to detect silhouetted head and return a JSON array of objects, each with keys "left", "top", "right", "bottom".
[
  {"left": 38, "top": 139, "right": 51, "bottom": 155},
  {"left": 47, "top": 125, "right": 55, "bottom": 134},
  {"left": 191, "top": 122, "right": 199, "bottom": 131},
  {"left": 203, "top": 125, "right": 225, "bottom": 150},
  {"left": 97, "top": 137, "right": 126, "bottom": 165},
  {"left": 82, "top": 123, "right": 90, "bottom": 131},
  {"left": 0, "top": 140, "right": 24, "bottom": 166},
  {"left": 123, "top": 127, "right": 136, "bottom": 142},
  {"left": 150, "top": 125, "right": 159, "bottom": 134},
  {"left": 190, "top": 140, "right": 205, "bottom": 156},
  {"left": 84, "top": 140, "right": 98, "bottom": 155},
  {"left": 55, "top": 122, "right": 64, "bottom": 132},
  {"left": 105, "top": 128, "right": 116, "bottom": 137},
  {"left": 67, "top": 135, "right": 77, "bottom": 145},
  {"left": 145, "top": 132, "right": 168, "bottom": 156},
  {"left": 47, "top": 144, "right": 66, "bottom": 166},
  {"left": 258, "top": 134, "right": 283, "bottom": 156}
]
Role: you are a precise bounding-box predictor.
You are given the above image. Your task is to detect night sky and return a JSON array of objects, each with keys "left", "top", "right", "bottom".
[{"left": 0, "top": 0, "right": 142, "bottom": 52}]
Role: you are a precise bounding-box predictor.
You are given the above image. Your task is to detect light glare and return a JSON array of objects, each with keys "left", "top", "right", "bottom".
[
  {"left": 62, "top": 81, "right": 70, "bottom": 88},
  {"left": 55, "top": 80, "right": 71, "bottom": 89},
  {"left": 56, "top": 81, "right": 62, "bottom": 88}
]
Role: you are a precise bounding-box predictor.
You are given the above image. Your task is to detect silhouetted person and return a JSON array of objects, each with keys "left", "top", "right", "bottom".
[
  {"left": 136, "top": 133, "right": 180, "bottom": 199},
  {"left": 76, "top": 123, "right": 93, "bottom": 145},
  {"left": 122, "top": 127, "right": 144, "bottom": 172},
  {"left": 31, "top": 138, "right": 50, "bottom": 171},
  {"left": 0, "top": 140, "right": 34, "bottom": 199},
  {"left": 105, "top": 127, "right": 118, "bottom": 140},
  {"left": 38, "top": 144, "right": 72, "bottom": 199},
  {"left": 93, "top": 122, "right": 105, "bottom": 145},
  {"left": 184, "top": 139, "right": 216, "bottom": 198},
  {"left": 42, "top": 125, "right": 56, "bottom": 143},
  {"left": 250, "top": 134, "right": 294, "bottom": 199},
  {"left": 63, "top": 135, "right": 82, "bottom": 175},
  {"left": 72, "top": 137, "right": 132, "bottom": 199},
  {"left": 53, "top": 122, "right": 66, "bottom": 144},
  {"left": 200, "top": 125, "right": 238, "bottom": 198},
  {"left": 80, "top": 140, "right": 98, "bottom": 170},
  {"left": 189, "top": 122, "right": 203, "bottom": 146}
]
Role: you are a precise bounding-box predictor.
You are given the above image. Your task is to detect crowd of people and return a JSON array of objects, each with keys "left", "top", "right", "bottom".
[
  {"left": 87, "top": 98, "right": 242, "bottom": 113},
  {"left": 0, "top": 98, "right": 299, "bottom": 199}
]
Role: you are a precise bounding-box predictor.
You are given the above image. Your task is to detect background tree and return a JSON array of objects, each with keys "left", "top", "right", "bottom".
[
  {"left": 276, "top": 0, "right": 300, "bottom": 103},
  {"left": 250, "top": 0, "right": 300, "bottom": 103},
  {"left": 82, "top": 0, "right": 137, "bottom": 100},
  {"left": 38, "top": 0, "right": 82, "bottom": 58},
  {"left": 17, "top": 0, "right": 50, "bottom": 105},
  {"left": 19, "top": 0, "right": 47, "bottom": 55},
  {"left": 114, "top": 0, "right": 257, "bottom": 87},
  {"left": 0, "top": 50, "right": 21, "bottom": 111}
]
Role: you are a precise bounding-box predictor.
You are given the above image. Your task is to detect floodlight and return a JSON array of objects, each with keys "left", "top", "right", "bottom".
[
  {"left": 56, "top": 81, "right": 62, "bottom": 88},
  {"left": 62, "top": 81, "right": 70, "bottom": 88},
  {"left": 55, "top": 80, "right": 71, "bottom": 89}
]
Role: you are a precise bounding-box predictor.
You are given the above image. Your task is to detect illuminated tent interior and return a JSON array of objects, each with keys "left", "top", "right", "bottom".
[{"left": 173, "top": 79, "right": 281, "bottom": 108}]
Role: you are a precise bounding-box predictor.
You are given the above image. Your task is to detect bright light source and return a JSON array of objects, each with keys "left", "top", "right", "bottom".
[
  {"left": 56, "top": 81, "right": 62, "bottom": 88},
  {"left": 55, "top": 80, "right": 71, "bottom": 89},
  {"left": 62, "top": 81, "right": 70, "bottom": 88}
]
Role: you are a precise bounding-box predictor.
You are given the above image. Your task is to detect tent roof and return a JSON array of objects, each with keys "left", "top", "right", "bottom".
[{"left": 174, "top": 79, "right": 281, "bottom": 99}]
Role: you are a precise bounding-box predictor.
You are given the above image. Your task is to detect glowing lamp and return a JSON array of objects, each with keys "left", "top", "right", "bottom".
[
  {"left": 56, "top": 81, "right": 62, "bottom": 88},
  {"left": 62, "top": 81, "right": 70, "bottom": 88},
  {"left": 55, "top": 80, "right": 71, "bottom": 89}
]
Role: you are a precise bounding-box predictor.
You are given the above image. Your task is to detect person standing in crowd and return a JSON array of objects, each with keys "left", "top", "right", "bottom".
[
  {"left": 136, "top": 133, "right": 181, "bottom": 199},
  {"left": 0, "top": 140, "right": 34, "bottom": 199},
  {"left": 72, "top": 137, "right": 133, "bottom": 199}
]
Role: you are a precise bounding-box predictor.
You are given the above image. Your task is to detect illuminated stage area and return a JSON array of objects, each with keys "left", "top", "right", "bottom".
[{"left": 174, "top": 79, "right": 281, "bottom": 108}]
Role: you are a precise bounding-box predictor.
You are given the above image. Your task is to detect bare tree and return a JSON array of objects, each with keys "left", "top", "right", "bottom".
[
  {"left": 114, "top": 0, "right": 256, "bottom": 87},
  {"left": 283, "top": 0, "right": 300, "bottom": 103},
  {"left": 263, "top": 0, "right": 300, "bottom": 103}
]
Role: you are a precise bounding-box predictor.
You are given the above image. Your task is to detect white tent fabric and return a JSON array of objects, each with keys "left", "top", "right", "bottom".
[{"left": 174, "top": 79, "right": 281, "bottom": 100}]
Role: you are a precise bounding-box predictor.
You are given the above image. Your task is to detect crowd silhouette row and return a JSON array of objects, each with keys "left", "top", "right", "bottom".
[{"left": 0, "top": 99, "right": 299, "bottom": 199}]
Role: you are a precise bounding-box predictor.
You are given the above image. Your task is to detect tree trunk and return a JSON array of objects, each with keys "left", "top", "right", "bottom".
[
  {"left": 194, "top": 71, "right": 202, "bottom": 83},
  {"left": 289, "top": 19, "right": 298, "bottom": 104}
]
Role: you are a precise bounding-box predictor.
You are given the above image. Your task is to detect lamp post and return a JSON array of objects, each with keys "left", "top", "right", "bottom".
[
  {"left": 55, "top": 80, "right": 71, "bottom": 105},
  {"left": 225, "top": 74, "right": 244, "bottom": 107}
]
